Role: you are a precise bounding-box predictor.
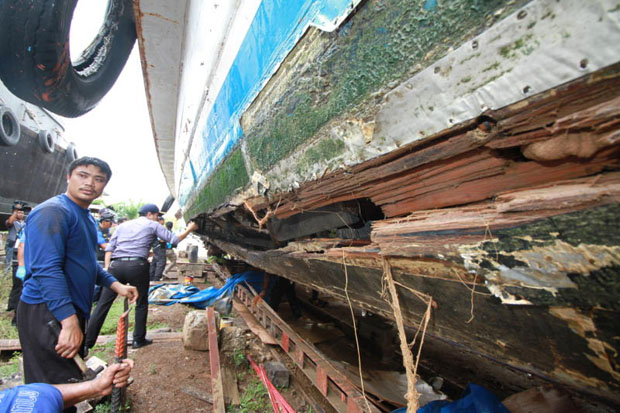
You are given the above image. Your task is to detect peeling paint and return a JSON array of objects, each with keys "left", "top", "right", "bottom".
[
  {"left": 550, "top": 308, "right": 620, "bottom": 382},
  {"left": 463, "top": 239, "right": 620, "bottom": 289},
  {"left": 486, "top": 283, "right": 533, "bottom": 305}
]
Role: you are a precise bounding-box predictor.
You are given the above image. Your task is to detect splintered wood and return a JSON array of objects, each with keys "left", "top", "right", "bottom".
[
  {"left": 371, "top": 172, "right": 620, "bottom": 257},
  {"left": 249, "top": 67, "right": 619, "bottom": 221}
]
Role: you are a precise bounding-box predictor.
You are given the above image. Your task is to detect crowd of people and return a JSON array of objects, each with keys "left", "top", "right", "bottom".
[{"left": 1, "top": 156, "right": 198, "bottom": 411}]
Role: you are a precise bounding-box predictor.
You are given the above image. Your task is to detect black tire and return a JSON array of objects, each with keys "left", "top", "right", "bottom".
[
  {"left": 161, "top": 195, "right": 176, "bottom": 213},
  {"left": 38, "top": 130, "right": 56, "bottom": 153},
  {"left": 0, "top": 0, "right": 136, "bottom": 118},
  {"left": 0, "top": 106, "right": 21, "bottom": 146},
  {"left": 66, "top": 142, "right": 78, "bottom": 161}
]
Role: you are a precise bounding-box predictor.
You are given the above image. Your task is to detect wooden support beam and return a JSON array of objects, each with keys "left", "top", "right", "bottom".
[{"left": 207, "top": 307, "right": 225, "bottom": 413}]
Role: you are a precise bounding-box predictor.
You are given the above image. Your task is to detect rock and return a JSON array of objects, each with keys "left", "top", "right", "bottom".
[
  {"left": 263, "top": 361, "right": 290, "bottom": 388},
  {"left": 220, "top": 326, "right": 245, "bottom": 356},
  {"left": 183, "top": 311, "right": 209, "bottom": 351}
]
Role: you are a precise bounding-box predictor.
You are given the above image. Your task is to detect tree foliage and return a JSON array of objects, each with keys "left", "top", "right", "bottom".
[{"left": 109, "top": 200, "right": 141, "bottom": 220}]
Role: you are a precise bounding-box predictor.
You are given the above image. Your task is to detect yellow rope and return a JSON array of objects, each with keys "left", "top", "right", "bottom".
[
  {"left": 382, "top": 257, "right": 420, "bottom": 412},
  {"left": 342, "top": 251, "right": 373, "bottom": 412}
]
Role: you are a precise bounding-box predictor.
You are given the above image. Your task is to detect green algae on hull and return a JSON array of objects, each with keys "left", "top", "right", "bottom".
[
  {"left": 186, "top": 148, "right": 249, "bottom": 218},
  {"left": 246, "top": 0, "right": 528, "bottom": 173}
]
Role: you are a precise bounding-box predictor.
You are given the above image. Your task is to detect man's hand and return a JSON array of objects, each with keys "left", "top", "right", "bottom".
[
  {"left": 56, "top": 315, "right": 83, "bottom": 359},
  {"left": 54, "top": 359, "right": 135, "bottom": 407},
  {"left": 187, "top": 221, "right": 199, "bottom": 232},
  {"left": 111, "top": 282, "right": 138, "bottom": 304},
  {"left": 92, "top": 359, "right": 135, "bottom": 396}
]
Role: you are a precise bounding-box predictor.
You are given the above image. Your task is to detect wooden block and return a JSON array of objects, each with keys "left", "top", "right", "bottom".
[
  {"left": 207, "top": 307, "right": 225, "bottom": 413},
  {"left": 181, "top": 386, "right": 213, "bottom": 404},
  {"left": 222, "top": 366, "right": 240, "bottom": 406}
]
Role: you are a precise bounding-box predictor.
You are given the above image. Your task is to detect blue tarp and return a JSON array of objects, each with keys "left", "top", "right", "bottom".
[
  {"left": 391, "top": 384, "right": 508, "bottom": 413},
  {"left": 148, "top": 271, "right": 265, "bottom": 309}
]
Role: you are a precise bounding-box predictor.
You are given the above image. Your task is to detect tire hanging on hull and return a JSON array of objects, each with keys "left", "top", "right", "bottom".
[
  {"left": 38, "top": 130, "right": 56, "bottom": 153},
  {"left": 0, "top": 106, "right": 21, "bottom": 146},
  {"left": 0, "top": 0, "right": 137, "bottom": 118}
]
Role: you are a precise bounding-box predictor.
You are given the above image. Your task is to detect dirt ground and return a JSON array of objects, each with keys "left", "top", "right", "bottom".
[
  {"left": 125, "top": 304, "right": 212, "bottom": 412},
  {"left": 121, "top": 300, "right": 311, "bottom": 412}
]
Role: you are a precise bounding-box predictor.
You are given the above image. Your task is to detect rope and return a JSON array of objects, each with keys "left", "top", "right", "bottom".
[
  {"left": 467, "top": 274, "right": 478, "bottom": 323},
  {"left": 382, "top": 257, "right": 420, "bottom": 412},
  {"left": 243, "top": 198, "right": 281, "bottom": 229},
  {"left": 342, "top": 251, "right": 373, "bottom": 412}
]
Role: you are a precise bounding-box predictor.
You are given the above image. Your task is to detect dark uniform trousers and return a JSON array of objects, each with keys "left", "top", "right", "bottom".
[
  {"left": 85, "top": 259, "right": 150, "bottom": 348},
  {"left": 149, "top": 246, "right": 166, "bottom": 281},
  {"left": 7, "top": 257, "right": 22, "bottom": 311},
  {"left": 17, "top": 301, "right": 84, "bottom": 384}
]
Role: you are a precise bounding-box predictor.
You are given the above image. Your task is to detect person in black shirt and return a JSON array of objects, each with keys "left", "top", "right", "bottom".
[{"left": 149, "top": 215, "right": 166, "bottom": 281}]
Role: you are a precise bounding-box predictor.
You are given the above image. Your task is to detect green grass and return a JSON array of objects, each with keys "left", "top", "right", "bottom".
[
  {"left": 0, "top": 274, "right": 18, "bottom": 340},
  {"left": 88, "top": 296, "right": 171, "bottom": 361},
  {"left": 95, "top": 295, "right": 170, "bottom": 335},
  {"left": 232, "top": 348, "right": 246, "bottom": 368},
  {"left": 97, "top": 297, "right": 128, "bottom": 336},
  {"left": 93, "top": 399, "right": 131, "bottom": 412},
  {"left": 89, "top": 298, "right": 131, "bottom": 362},
  {"left": 89, "top": 340, "right": 116, "bottom": 363},
  {"left": 232, "top": 378, "right": 269, "bottom": 413},
  {"left": 0, "top": 352, "right": 21, "bottom": 378},
  {"left": 146, "top": 321, "right": 168, "bottom": 331}
]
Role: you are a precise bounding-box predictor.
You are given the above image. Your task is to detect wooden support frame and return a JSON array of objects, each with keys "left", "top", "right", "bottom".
[{"left": 235, "top": 285, "right": 382, "bottom": 413}]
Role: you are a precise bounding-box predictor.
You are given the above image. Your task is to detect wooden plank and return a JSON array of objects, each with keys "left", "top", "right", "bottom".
[
  {"left": 181, "top": 385, "right": 213, "bottom": 404},
  {"left": 0, "top": 339, "right": 20, "bottom": 351},
  {"left": 372, "top": 172, "right": 620, "bottom": 242},
  {"left": 232, "top": 299, "right": 278, "bottom": 345},
  {"left": 1, "top": 332, "right": 183, "bottom": 351},
  {"left": 207, "top": 307, "right": 225, "bottom": 413},
  {"left": 379, "top": 147, "right": 618, "bottom": 217},
  {"left": 222, "top": 366, "right": 240, "bottom": 406}
]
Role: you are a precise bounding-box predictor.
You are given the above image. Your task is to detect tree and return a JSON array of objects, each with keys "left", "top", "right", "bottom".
[{"left": 109, "top": 200, "right": 141, "bottom": 220}]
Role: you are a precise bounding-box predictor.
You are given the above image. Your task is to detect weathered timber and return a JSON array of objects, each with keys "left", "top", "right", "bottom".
[
  {"left": 208, "top": 174, "right": 620, "bottom": 403},
  {"left": 213, "top": 236, "right": 620, "bottom": 404},
  {"left": 372, "top": 172, "right": 620, "bottom": 252},
  {"left": 222, "top": 367, "right": 240, "bottom": 406},
  {"left": 200, "top": 215, "right": 274, "bottom": 250},
  {"left": 181, "top": 386, "right": 213, "bottom": 404},
  {"left": 232, "top": 298, "right": 278, "bottom": 345},
  {"left": 266, "top": 204, "right": 361, "bottom": 243},
  {"left": 244, "top": 64, "right": 620, "bottom": 221},
  {"left": 207, "top": 307, "right": 225, "bottom": 413},
  {"left": 195, "top": 62, "right": 620, "bottom": 408}
]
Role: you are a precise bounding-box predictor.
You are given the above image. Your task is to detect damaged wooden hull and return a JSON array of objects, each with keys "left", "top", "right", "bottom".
[
  {"left": 139, "top": 0, "right": 620, "bottom": 405},
  {"left": 204, "top": 68, "right": 620, "bottom": 399}
]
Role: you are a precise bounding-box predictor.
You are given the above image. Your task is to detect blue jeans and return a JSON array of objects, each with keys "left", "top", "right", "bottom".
[{"left": 4, "top": 240, "right": 15, "bottom": 267}]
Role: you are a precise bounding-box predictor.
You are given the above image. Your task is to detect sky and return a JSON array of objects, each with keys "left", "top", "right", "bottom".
[{"left": 59, "top": 3, "right": 171, "bottom": 206}]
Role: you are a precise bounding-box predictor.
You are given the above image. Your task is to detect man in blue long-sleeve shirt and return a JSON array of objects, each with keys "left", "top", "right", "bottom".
[{"left": 17, "top": 157, "right": 137, "bottom": 390}]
